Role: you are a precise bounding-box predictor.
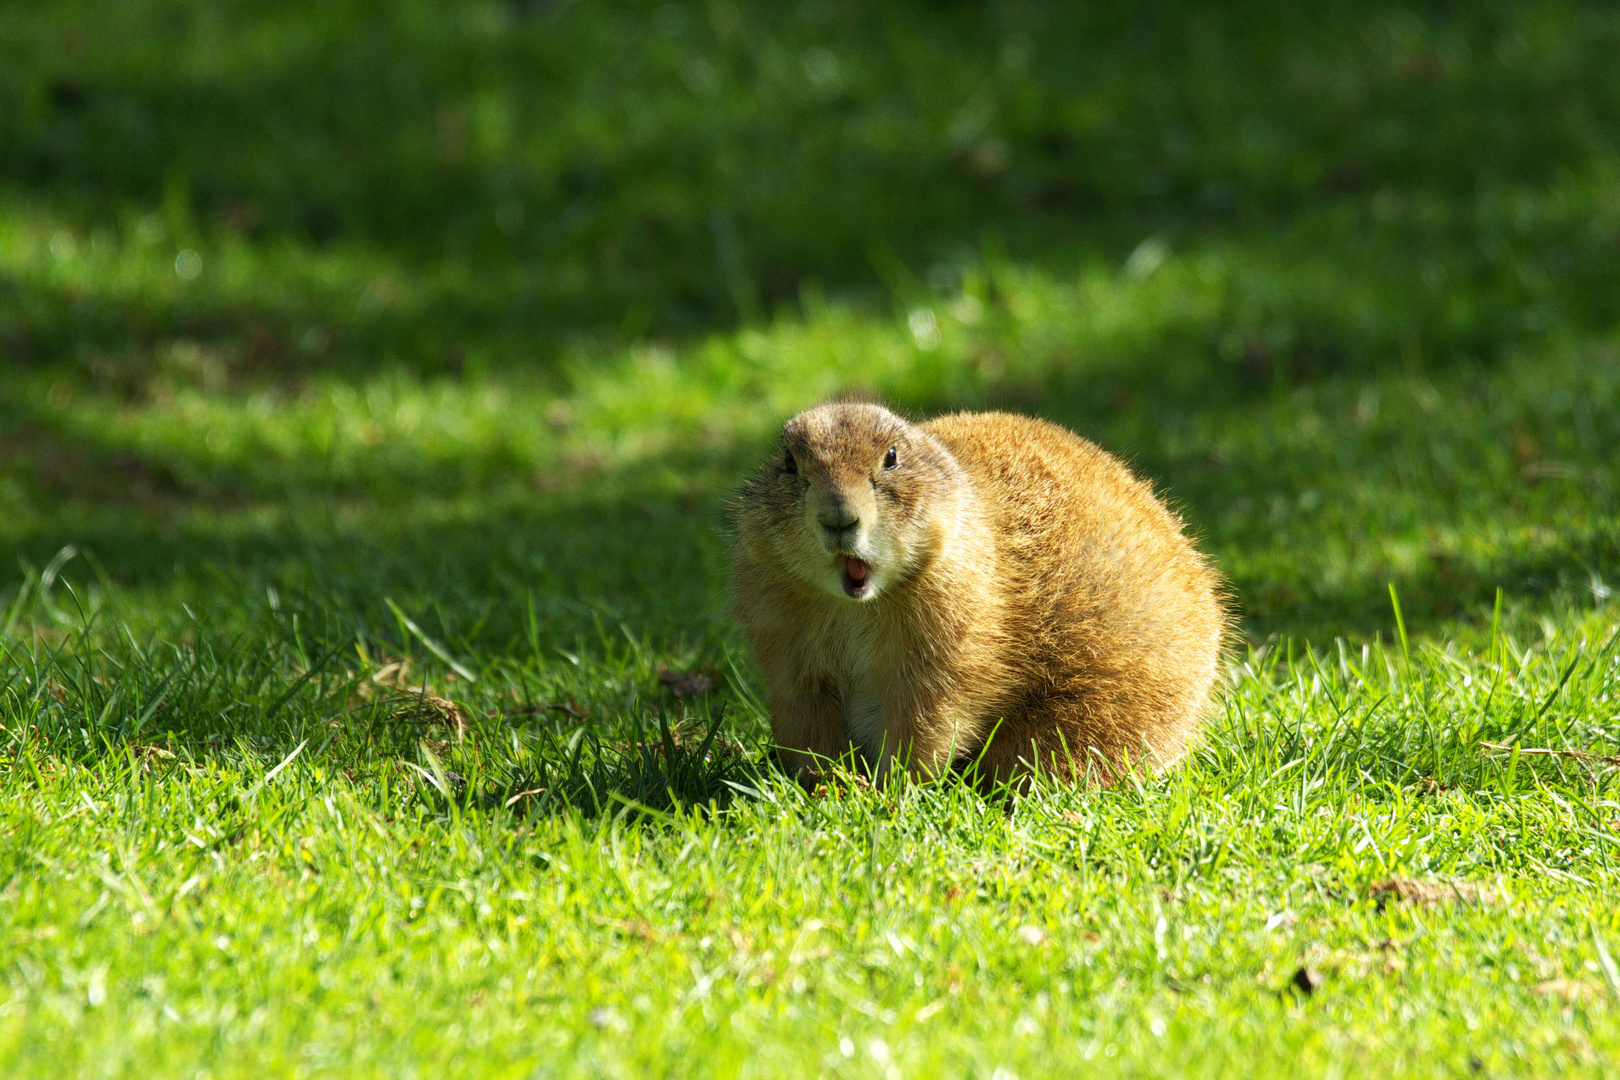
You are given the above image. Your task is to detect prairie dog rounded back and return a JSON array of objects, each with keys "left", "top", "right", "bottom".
[{"left": 731, "top": 402, "right": 1225, "bottom": 789}]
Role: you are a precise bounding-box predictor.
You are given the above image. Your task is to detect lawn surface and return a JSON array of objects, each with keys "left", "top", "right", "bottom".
[{"left": 2, "top": 2, "right": 1619, "bottom": 1076}]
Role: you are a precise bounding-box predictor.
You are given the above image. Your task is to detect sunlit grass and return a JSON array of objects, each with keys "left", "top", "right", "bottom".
[{"left": 1, "top": 584, "right": 1617, "bottom": 1077}]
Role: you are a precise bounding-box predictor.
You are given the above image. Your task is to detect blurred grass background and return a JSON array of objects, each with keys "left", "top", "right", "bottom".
[{"left": 1, "top": 0, "right": 1617, "bottom": 646}]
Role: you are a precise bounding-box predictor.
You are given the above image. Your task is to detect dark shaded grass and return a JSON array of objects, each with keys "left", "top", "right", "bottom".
[{"left": 5, "top": 1, "right": 1620, "bottom": 380}]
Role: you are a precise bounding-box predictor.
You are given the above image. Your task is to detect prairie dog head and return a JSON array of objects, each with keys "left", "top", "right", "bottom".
[{"left": 738, "top": 403, "right": 962, "bottom": 602}]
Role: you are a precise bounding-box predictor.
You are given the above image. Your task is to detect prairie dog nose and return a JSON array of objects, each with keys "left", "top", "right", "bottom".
[{"left": 817, "top": 504, "right": 859, "bottom": 532}]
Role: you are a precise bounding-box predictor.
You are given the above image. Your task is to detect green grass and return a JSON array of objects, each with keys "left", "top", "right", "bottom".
[{"left": 3, "top": 1, "right": 1620, "bottom": 1076}]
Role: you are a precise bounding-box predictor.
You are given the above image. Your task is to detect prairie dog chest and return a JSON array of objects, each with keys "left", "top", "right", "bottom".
[
  {"left": 838, "top": 673, "right": 886, "bottom": 757},
  {"left": 808, "top": 612, "right": 891, "bottom": 756}
]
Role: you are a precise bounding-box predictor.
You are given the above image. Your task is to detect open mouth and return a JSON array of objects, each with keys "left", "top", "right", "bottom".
[{"left": 841, "top": 556, "right": 871, "bottom": 598}]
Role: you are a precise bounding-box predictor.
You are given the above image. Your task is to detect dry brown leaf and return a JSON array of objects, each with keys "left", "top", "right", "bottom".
[
  {"left": 369, "top": 660, "right": 412, "bottom": 688},
  {"left": 809, "top": 769, "right": 874, "bottom": 797},
  {"left": 361, "top": 661, "right": 467, "bottom": 737},
  {"left": 407, "top": 692, "right": 466, "bottom": 736}
]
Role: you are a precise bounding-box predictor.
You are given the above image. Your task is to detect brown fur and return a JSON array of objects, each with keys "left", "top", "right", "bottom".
[{"left": 731, "top": 403, "right": 1226, "bottom": 789}]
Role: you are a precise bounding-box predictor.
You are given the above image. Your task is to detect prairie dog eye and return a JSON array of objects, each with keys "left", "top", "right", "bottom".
[
  {"left": 783, "top": 451, "right": 798, "bottom": 475},
  {"left": 883, "top": 446, "right": 898, "bottom": 470}
]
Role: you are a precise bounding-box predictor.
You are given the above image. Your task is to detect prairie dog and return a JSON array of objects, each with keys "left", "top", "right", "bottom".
[{"left": 731, "top": 403, "right": 1224, "bottom": 789}]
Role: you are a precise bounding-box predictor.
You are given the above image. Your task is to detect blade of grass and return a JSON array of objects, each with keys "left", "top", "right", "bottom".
[{"left": 386, "top": 598, "right": 478, "bottom": 683}]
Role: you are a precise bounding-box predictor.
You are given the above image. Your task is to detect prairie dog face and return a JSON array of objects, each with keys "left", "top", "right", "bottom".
[{"left": 738, "top": 403, "right": 957, "bottom": 602}]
